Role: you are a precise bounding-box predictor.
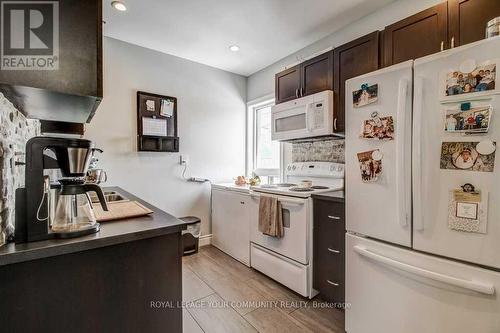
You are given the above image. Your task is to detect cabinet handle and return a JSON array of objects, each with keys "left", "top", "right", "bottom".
[
  {"left": 440, "top": 41, "right": 444, "bottom": 51},
  {"left": 451, "top": 37, "right": 455, "bottom": 48},
  {"left": 301, "top": 87, "right": 304, "bottom": 96},
  {"left": 333, "top": 118, "right": 337, "bottom": 131},
  {"left": 328, "top": 215, "right": 341, "bottom": 220},
  {"left": 326, "top": 280, "right": 339, "bottom": 287},
  {"left": 327, "top": 248, "right": 340, "bottom": 254},
  {"left": 295, "top": 88, "right": 299, "bottom": 98},
  {"left": 240, "top": 201, "right": 245, "bottom": 204}
]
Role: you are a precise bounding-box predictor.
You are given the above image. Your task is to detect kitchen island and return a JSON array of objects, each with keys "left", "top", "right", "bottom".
[{"left": 0, "top": 187, "right": 187, "bottom": 333}]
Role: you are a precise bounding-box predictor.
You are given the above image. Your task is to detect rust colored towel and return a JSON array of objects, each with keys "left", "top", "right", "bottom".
[{"left": 258, "top": 195, "right": 284, "bottom": 238}]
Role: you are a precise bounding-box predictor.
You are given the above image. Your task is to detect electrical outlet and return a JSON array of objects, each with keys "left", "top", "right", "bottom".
[{"left": 180, "top": 155, "right": 189, "bottom": 165}]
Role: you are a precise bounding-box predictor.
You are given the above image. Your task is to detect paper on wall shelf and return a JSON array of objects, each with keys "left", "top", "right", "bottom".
[
  {"left": 160, "top": 99, "right": 174, "bottom": 117},
  {"left": 142, "top": 117, "right": 167, "bottom": 136}
]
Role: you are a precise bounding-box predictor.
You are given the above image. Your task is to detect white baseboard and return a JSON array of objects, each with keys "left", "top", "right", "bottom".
[{"left": 199, "top": 234, "right": 212, "bottom": 247}]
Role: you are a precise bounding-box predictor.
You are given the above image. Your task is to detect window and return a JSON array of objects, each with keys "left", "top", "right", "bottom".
[
  {"left": 254, "top": 104, "right": 280, "bottom": 170},
  {"left": 246, "top": 98, "right": 281, "bottom": 178}
]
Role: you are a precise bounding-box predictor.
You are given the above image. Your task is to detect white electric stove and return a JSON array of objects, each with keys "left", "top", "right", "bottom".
[
  {"left": 250, "top": 162, "right": 344, "bottom": 198},
  {"left": 249, "top": 161, "right": 344, "bottom": 298}
]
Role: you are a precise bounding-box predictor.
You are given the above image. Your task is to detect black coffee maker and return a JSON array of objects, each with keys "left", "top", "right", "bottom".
[{"left": 15, "top": 137, "right": 108, "bottom": 243}]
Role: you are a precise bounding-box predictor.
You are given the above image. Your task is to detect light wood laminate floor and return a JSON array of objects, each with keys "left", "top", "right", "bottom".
[{"left": 182, "top": 245, "right": 345, "bottom": 333}]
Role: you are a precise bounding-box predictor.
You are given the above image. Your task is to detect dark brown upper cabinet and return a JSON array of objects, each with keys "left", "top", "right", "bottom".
[
  {"left": 0, "top": 0, "right": 103, "bottom": 124},
  {"left": 448, "top": 0, "right": 500, "bottom": 47},
  {"left": 301, "top": 51, "right": 334, "bottom": 97},
  {"left": 275, "top": 65, "right": 301, "bottom": 104},
  {"left": 383, "top": 2, "right": 448, "bottom": 67},
  {"left": 275, "top": 50, "right": 334, "bottom": 104},
  {"left": 333, "top": 31, "right": 380, "bottom": 133}
]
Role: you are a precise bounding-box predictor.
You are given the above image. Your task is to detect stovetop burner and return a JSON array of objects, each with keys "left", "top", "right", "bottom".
[
  {"left": 275, "top": 183, "right": 297, "bottom": 187},
  {"left": 289, "top": 187, "right": 314, "bottom": 192}
]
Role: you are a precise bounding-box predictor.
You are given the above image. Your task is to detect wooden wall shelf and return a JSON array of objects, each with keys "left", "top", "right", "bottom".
[{"left": 137, "top": 91, "right": 178, "bottom": 152}]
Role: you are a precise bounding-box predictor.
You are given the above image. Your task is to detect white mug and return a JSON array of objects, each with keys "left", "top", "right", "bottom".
[{"left": 298, "top": 180, "right": 313, "bottom": 188}]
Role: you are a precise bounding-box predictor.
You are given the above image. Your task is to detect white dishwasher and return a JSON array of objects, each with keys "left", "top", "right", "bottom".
[{"left": 211, "top": 184, "right": 253, "bottom": 266}]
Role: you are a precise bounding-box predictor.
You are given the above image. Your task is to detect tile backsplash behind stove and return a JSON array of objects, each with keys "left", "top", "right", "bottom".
[
  {"left": 292, "top": 139, "right": 344, "bottom": 163},
  {"left": 0, "top": 93, "right": 40, "bottom": 246}
]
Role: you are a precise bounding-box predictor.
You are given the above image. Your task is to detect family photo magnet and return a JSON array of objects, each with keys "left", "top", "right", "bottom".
[
  {"left": 360, "top": 111, "right": 394, "bottom": 140},
  {"left": 442, "top": 59, "right": 498, "bottom": 101},
  {"left": 444, "top": 105, "right": 492, "bottom": 134},
  {"left": 440, "top": 141, "right": 496, "bottom": 172},
  {"left": 357, "top": 149, "right": 383, "bottom": 183},
  {"left": 353, "top": 83, "right": 378, "bottom": 108}
]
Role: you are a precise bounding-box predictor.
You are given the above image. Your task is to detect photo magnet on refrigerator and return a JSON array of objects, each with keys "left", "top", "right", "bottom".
[
  {"left": 357, "top": 149, "right": 382, "bottom": 183},
  {"left": 360, "top": 112, "right": 394, "bottom": 140},
  {"left": 444, "top": 106, "right": 492, "bottom": 134},
  {"left": 353, "top": 83, "right": 378, "bottom": 108},
  {"left": 440, "top": 59, "right": 498, "bottom": 102},
  {"left": 440, "top": 141, "right": 496, "bottom": 172}
]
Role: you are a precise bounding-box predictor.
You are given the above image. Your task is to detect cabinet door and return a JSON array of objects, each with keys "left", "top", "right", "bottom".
[
  {"left": 301, "top": 51, "right": 333, "bottom": 97},
  {"left": 0, "top": 0, "right": 102, "bottom": 97},
  {"left": 211, "top": 190, "right": 250, "bottom": 265},
  {"left": 333, "top": 31, "right": 379, "bottom": 133},
  {"left": 383, "top": 2, "right": 448, "bottom": 67},
  {"left": 449, "top": 0, "right": 500, "bottom": 47},
  {"left": 275, "top": 65, "right": 301, "bottom": 104},
  {"left": 313, "top": 199, "right": 345, "bottom": 303}
]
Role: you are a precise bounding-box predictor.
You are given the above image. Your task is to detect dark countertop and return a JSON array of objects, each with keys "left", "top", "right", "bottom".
[
  {"left": 0, "top": 186, "right": 188, "bottom": 267},
  {"left": 311, "top": 190, "right": 345, "bottom": 203}
]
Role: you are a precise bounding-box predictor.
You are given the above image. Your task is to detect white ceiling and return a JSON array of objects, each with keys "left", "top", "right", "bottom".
[{"left": 103, "top": 0, "right": 394, "bottom": 76}]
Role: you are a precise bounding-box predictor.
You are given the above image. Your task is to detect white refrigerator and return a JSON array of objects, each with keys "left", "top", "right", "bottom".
[{"left": 345, "top": 36, "right": 500, "bottom": 333}]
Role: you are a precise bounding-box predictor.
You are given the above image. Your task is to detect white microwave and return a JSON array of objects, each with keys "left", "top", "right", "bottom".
[{"left": 271, "top": 90, "right": 334, "bottom": 141}]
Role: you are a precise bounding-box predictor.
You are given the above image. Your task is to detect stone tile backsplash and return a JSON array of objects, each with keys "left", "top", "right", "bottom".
[
  {"left": 292, "top": 139, "right": 345, "bottom": 163},
  {"left": 0, "top": 93, "right": 40, "bottom": 246}
]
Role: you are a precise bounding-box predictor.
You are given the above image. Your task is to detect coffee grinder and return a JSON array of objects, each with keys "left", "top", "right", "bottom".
[{"left": 15, "top": 137, "right": 109, "bottom": 243}]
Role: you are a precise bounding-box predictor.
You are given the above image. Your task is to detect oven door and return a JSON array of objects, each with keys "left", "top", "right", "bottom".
[{"left": 249, "top": 192, "right": 310, "bottom": 265}]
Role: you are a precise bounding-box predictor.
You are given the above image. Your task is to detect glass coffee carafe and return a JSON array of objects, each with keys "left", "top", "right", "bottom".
[{"left": 51, "top": 179, "right": 108, "bottom": 237}]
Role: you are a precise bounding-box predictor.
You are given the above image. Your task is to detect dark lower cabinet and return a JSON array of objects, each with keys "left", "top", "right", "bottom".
[
  {"left": 333, "top": 31, "right": 380, "bottom": 133},
  {"left": 383, "top": 2, "right": 448, "bottom": 67},
  {"left": 275, "top": 65, "right": 301, "bottom": 104},
  {"left": 313, "top": 197, "right": 345, "bottom": 304},
  {"left": 449, "top": 0, "right": 500, "bottom": 47},
  {"left": 0, "top": 234, "right": 183, "bottom": 333}
]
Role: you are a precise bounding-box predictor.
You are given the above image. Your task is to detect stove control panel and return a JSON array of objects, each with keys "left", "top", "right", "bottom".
[{"left": 285, "top": 162, "right": 344, "bottom": 178}]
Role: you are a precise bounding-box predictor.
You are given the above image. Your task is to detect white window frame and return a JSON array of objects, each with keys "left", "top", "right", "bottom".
[{"left": 246, "top": 95, "right": 283, "bottom": 178}]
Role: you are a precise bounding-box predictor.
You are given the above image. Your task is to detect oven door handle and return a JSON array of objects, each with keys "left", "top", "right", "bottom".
[{"left": 249, "top": 192, "right": 305, "bottom": 206}]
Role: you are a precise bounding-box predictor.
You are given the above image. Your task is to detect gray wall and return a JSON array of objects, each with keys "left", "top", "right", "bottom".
[
  {"left": 247, "top": 0, "right": 444, "bottom": 101},
  {"left": 85, "top": 37, "right": 247, "bottom": 236}
]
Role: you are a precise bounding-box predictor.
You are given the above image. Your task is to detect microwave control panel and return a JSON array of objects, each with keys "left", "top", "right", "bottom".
[{"left": 312, "top": 102, "right": 324, "bottom": 129}]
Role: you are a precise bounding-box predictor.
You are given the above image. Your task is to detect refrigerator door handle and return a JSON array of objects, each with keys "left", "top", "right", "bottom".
[
  {"left": 413, "top": 76, "right": 424, "bottom": 231},
  {"left": 396, "top": 78, "right": 409, "bottom": 227},
  {"left": 354, "top": 245, "right": 495, "bottom": 295}
]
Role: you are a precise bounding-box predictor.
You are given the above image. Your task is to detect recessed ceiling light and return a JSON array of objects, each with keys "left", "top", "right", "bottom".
[
  {"left": 229, "top": 45, "right": 240, "bottom": 52},
  {"left": 111, "top": 1, "right": 127, "bottom": 11}
]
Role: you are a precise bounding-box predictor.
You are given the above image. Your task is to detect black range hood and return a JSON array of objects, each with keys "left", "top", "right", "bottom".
[{"left": 0, "top": 84, "right": 101, "bottom": 124}]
